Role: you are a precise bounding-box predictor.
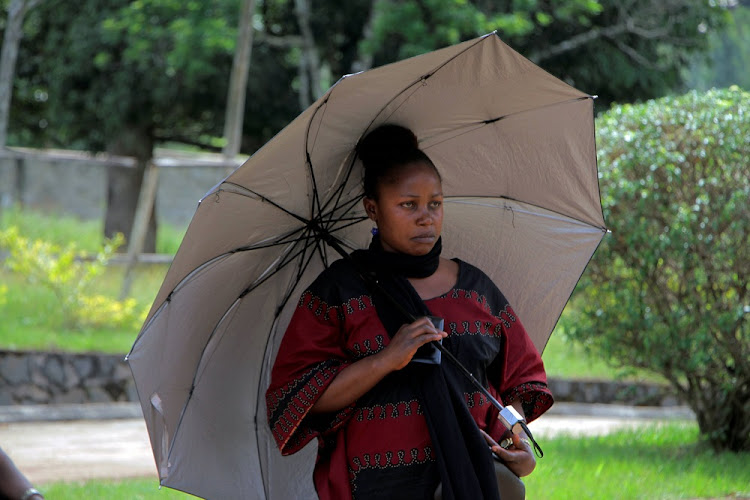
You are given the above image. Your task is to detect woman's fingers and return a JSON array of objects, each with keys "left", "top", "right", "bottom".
[
  {"left": 493, "top": 434, "right": 536, "bottom": 477},
  {"left": 382, "top": 318, "right": 447, "bottom": 370},
  {"left": 479, "top": 429, "right": 503, "bottom": 454},
  {"left": 399, "top": 317, "right": 446, "bottom": 344}
]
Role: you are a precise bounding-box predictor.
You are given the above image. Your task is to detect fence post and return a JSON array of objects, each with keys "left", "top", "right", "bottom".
[{"left": 119, "top": 161, "right": 159, "bottom": 300}]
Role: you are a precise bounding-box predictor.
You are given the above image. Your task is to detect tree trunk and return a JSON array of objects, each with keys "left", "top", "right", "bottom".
[
  {"left": 691, "top": 375, "right": 750, "bottom": 453},
  {"left": 222, "top": 0, "right": 256, "bottom": 161},
  {"left": 294, "top": 0, "right": 322, "bottom": 109},
  {"left": 350, "top": 1, "right": 377, "bottom": 74},
  {"left": 104, "top": 126, "right": 157, "bottom": 253},
  {"left": 0, "top": 0, "right": 42, "bottom": 148}
]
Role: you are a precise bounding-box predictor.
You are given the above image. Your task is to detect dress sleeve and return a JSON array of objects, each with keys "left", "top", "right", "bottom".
[
  {"left": 492, "top": 303, "right": 554, "bottom": 423},
  {"left": 265, "top": 289, "right": 356, "bottom": 455}
]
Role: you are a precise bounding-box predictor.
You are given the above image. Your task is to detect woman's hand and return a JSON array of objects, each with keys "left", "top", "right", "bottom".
[
  {"left": 480, "top": 429, "right": 536, "bottom": 477},
  {"left": 310, "top": 317, "right": 445, "bottom": 414},
  {"left": 376, "top": 317, "right": 447, "bottom": 371}
]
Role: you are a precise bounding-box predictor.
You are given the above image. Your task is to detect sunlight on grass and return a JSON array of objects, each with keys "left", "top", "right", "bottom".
[
  {"left": 38, "top": 424, "right": 749, "bottom": 499},
  {"left": 542, "top": 313, "right": 667, "bottom": 383},
  {"left": 40, "top": 478, "right": 198, "bottom": 499},
  {"left": 1, "top": 205, "right": 186, "bottom": 254},
  {"left": 525, "top": 423, "right": 750, "bottom": 499},
  {"left": 0, "top": 265, "right": 168, "bottom": 353}
]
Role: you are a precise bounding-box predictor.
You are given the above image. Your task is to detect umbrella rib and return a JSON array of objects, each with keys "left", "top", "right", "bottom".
[
  {"left": 319, "top": 190, "right": 364, "bottom": 228},
  {"left": 218, "top": 182, "right": 311, "bottom": 226},
  {"left": 420, "top": 95, "right": 593, "bottom": 151},
  {"left": 165, "top": 233, "right": 323, "bottom": 477},
  {"left": 253, "top": 234, "right": 324, "bottom": 497},
  {"left": 358, "top": 33, "right": 495, "bottom": 137},
  {"left": 238, "top": 234, "right": 317, "bottom": 299},
  {"left": 308, "top": 34, "right": 496, "bottom": 225},
  {"left": 303, "top": 100, "right": 328, "bottom": 230},
  {"left": 135, "top": 225, "right": 313, "bottom": 341},
  {"left": 444, "top": 194, "right": 608, "bottom": 231},
  {"left": 328, "top": 217, "right": 369, "bottom": 232}
]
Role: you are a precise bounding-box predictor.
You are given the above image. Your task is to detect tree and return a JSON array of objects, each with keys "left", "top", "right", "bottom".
[
  {"left": 684, "top": 4, "right": 750, "bottom": 91},
  {"left": 14, "top": 0, "right": 238, "bottom": 250},
  {"left": 567, "top": 87, "right": 749, "bottom": 452},
  {"left": 361, "top": 0, "right": 729, "bottom": 107},
  {"left": 222, "top": 0, "right": 256, "bottom": 161},
  {"left": 0, "top": 0, "right": 41, "bottom": 148}
]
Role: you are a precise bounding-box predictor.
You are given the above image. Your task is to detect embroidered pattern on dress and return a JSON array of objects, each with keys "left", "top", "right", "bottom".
[
  {"left": 495, "top": 303, "right": 517, "bottom": 329},
  {"left": 266, "top": 359, "right": 345, "bottom": 451},
  {"left": 353, "top": 399, "right": 423, "bottom": 422},
  {"left": 348, "top": 447, "right": 434, "bottom": 493},
  {"left": 447, "top": 320, "right": 501, "bottom": 337},
  {"left": 501, "top": 381, "right": 553, "bottom": 422},
  {"left": 350, "top": 334, "right": 385, "bottom": 358},
  {"left": 298, "top": 291, "right": 343, "bottom": 322},
  {"left": 463, "top": 391, "right": 490, "bottom": 409}
]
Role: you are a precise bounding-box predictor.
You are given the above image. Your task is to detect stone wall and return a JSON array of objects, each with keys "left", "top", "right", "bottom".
[
  {"left": 547, "top": 377, "right": 682, "bottom": 407},
  {"left": 0, "top": 351, "right": 136, "bottom": 406},
  {"left": 0, "top": 350, "right": 682, "bottom": 407}
]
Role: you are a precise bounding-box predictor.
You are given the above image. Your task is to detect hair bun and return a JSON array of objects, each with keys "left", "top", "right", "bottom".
[{"left": 356, "top": 124, "right": 419, "bottom": 169}]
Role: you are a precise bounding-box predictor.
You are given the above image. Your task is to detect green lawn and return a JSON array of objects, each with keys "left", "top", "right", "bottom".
[
  {"left": 38, "top": 423, "right": 749, "bottom": 499},
  {"left": 524, "top": 423, "right": 750, "bottom": 500}
]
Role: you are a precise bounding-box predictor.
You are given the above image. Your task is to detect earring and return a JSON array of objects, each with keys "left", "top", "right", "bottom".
[{"left": 371, "top": 227, "right": 379, "bottom": 236}]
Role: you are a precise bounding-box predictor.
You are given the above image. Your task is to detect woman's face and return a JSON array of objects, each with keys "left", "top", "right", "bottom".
[{"left": 363, "top": 161, "right": 443, "bottom": 256}]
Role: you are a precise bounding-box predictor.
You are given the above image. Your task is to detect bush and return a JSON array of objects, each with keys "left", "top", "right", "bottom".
[
  {"left": 0, "top": 227, "right": 146, "bottom": 331},
  {"left": 567, "top": 87, "right": 749, "bottom": 452}
]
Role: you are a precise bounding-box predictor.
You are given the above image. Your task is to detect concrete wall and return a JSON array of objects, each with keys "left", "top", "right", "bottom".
[{"left": 0, "top": 148, "right": 243, "bottom": 227}]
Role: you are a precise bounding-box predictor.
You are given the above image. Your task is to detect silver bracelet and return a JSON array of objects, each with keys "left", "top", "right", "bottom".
[{"left": 20, "top": 487, "right": 43, "bottom": 500}]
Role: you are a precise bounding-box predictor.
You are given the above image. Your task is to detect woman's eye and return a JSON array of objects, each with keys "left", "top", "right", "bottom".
[
  {"left": 402, "top": 202, "right": 415, "bottom": 208},
  {"left": 430, "top": 201, "right": 442, "bottom": 209}
]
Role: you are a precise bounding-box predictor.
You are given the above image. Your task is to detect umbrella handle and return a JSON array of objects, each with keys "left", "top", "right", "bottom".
[{"left": 433, "top": 341, "right": 543, "bottom": 458}]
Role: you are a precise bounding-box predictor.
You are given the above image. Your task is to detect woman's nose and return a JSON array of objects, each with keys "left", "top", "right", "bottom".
[{"left": 416, "top": 207, "right": 433, "bottom": 225}]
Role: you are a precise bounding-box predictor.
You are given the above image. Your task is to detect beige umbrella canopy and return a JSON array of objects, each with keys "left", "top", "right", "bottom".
[{"left": 127, "top": 32, "right": 606, "bottom": 499}]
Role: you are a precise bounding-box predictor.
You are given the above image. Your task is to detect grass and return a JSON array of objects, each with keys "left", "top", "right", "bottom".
[
  {"left": 0, "top": 205, "right": 186, "bottom": 255},
  {"left": 37, "top": 423, "right": 749, "bottom": 499},
  {"left": 0, "top": 265, "right": 168, "bottom": 353},
  {"left": 524, "top": 423, "right": 750, "bottom": 499},
  {"left": 0, "top": 206, "right": 658, "bottom": 382},
  {"left": 38, "top": 478, "right": 198, "bottom": 499},
  {"left": 542, "top": 319, "right": 667, "bottom": 384},
  {"left": 0, "top": 206, "right": 177, "bottom": 353}
]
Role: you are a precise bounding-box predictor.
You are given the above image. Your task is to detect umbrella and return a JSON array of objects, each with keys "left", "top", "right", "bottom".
[{"left": 127, "top": 31, "right": 607, "bottom": 499}]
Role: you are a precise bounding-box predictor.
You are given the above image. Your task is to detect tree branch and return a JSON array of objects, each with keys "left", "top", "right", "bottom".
[
  {"left": 529, "top": 2, "right": 696, "bottom": 65},
  {"left": 254, "top": 32, "right": 303, "bottom": 48}
]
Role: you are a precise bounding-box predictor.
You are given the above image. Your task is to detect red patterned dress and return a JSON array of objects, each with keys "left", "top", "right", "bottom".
[{"left": 265, "top": 258, "right": 553, "bottom": 499}]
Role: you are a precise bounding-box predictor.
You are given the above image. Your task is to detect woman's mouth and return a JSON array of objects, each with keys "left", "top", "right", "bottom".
[{"left": 412, "top": 233, "right": 436, "bottom": 243}]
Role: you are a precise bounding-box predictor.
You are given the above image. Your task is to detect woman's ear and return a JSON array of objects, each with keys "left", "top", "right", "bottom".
[{"left": 362, "top": 197, "right": 377, "bottom": 222}]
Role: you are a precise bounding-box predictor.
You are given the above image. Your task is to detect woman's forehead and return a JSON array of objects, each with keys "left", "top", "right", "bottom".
[{"left": 380, "top": 162, "right": 442, "bottom": 190}]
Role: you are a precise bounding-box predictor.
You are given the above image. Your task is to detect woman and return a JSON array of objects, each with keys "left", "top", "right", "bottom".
[{"left": 266, "top": 124, "right": 553, "bottom": 499}]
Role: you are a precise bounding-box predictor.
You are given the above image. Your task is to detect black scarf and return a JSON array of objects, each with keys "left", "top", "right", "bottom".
[{"left": 352, "top": 236, "right": 501, "bottom": 500}]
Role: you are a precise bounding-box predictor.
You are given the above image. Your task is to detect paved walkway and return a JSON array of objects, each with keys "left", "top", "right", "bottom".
[{"left": 0, "top": 402, "right": 695, "bottom": 484}]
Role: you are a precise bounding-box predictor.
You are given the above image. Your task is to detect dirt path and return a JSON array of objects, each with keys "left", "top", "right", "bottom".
[
  {"left": 1, "top": 419, "right": 156, "bottom": 483},
  {"left": 0, "top": 406, "right": 694, "bottom": 484}
]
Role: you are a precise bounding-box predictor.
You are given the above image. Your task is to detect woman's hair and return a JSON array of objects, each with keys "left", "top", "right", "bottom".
[{"left": 357, "top": 124, "right": 441, "bottom": 199}]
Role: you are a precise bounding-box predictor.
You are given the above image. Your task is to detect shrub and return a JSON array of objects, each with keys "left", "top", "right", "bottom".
[
  {"left": 0, "top": 227, "right": 146, "bottom": 331},
  {"left": 567, "top": 87, "right": 749, "bottom": 452}
]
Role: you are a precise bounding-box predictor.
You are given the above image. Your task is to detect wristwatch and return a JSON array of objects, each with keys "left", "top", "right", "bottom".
[{"left": 20, "top": 487, "right": 43, "bottom": 500}]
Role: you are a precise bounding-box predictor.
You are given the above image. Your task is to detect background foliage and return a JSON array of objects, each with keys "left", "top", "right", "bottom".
[
  {"left": 7, "top": 0, "right": 732, "bottom": 151},
  {"left": 566, "top": 87, "right": 750, "bottom": 451},
  {"left": 0, "top": 227, "right": 147, "bottom": 330}
]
